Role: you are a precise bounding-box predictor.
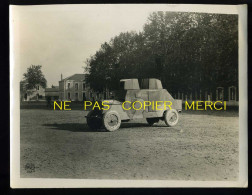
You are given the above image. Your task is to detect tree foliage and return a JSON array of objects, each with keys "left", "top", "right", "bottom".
[
  {"left": 23, "top": 65, "right": 47, "bottom": 89},
  {"left": 85, "top": 12, "right": 238, "bottom": 96}
]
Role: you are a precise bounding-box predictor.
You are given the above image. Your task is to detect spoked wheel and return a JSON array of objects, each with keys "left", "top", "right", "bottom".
[
  {"left": 86, "top": 110, "right": 103, "bottom": 130},
  {"left": 164, "top": 109, "right": 179, "bottom": 127},
  {"left": 146, "top": 118, "right": 159, "bottom": 126},
  {"left": 103, "top": 111, "right": 121, "bottom": 132}
]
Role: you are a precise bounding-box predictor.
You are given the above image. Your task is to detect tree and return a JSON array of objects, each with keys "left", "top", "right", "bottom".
[
  {"left": 23, "top": 65, "right": 47, "bottom": 89},
  {"left": 84, "top": 12, "right": 238, "bottom": 99}
]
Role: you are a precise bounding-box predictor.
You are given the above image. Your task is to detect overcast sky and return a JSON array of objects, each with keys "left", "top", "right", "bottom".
[
  {"left": 11, "top": 4, "right": 239, "bottom": 87},
  {"left": 12, "top": 5, "right": 155, "bottom": 86}
]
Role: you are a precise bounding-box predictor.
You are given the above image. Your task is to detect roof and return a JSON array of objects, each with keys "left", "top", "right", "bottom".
[
  {"left": 62, "top": 74, "right": 86, "bottom": 82},
  {"left": 45, "top": 91, "right": 59, "bottom": 96},
  {"left": 45, "top": 86, "right": 59, "bottom": 92}
]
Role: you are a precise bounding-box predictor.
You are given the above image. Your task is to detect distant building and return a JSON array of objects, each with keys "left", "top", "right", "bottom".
[
  {"left": 45, "top": 86, "right": 59, "bottom": 100},
  {"left": 20, "top": 80, "right": 45, "bottom": 101},
  {"left": 172, "top": 86, "right": 238, "bottom": 106},
  {"left": 59, "top": 74, "right": 93, "bottom": 101}
]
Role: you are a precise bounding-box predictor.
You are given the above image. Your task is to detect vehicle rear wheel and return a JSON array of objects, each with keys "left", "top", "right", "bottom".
[
  {"left": 164, "top": 109, "right": 179, "bottom": 127},
  {"left": 146, "top": 118, "right": 159, "bottom": 126},
  {"left": 86, "top": 110, "right": 103, "bottom": 130},
  {"left": 103, "top": 111, "right": 121, "bottom": 132}
]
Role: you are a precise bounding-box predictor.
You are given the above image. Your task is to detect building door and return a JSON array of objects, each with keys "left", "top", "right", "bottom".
[{"left": 75, "top": 93, "right": 78, "bottom": 101}]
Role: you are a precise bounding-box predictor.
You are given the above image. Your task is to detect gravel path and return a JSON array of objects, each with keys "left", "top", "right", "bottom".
[{"left": 20, "top": 109, "right": 239, "bottom": 180}]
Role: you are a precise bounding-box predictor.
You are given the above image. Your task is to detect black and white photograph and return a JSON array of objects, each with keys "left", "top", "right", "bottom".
[{"left": 10, "top": 4, "right": 247, "bottom": 188}]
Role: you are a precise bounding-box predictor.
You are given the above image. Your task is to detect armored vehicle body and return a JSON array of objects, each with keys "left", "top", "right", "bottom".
[{"left": 86, "top": 78, "right": 182, "bottom": 131}]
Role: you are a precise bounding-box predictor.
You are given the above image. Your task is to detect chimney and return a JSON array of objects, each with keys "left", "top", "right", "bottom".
[{"left": 61, "top": 74, "right": 63, "bottom": 81}]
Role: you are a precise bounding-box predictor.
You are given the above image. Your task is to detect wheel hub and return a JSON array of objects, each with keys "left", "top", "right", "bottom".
[
  {"left": 169, "top": 113, "right": 177, "bottom": 122},
  {"left": 107, "top": 114, "right": 118, "bottom": 127}
]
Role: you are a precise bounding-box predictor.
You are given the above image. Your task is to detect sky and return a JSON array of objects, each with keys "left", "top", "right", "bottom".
[
  {"left": 12, "top": 5, "right": 154, "bottom": 87},
  {"left": 11, "top": 4, "right": 239, "bottom": 87}
]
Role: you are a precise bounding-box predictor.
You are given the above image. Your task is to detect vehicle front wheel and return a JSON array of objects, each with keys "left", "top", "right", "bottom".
[
  {"left": 164, "top": 109, "right": 179, "bottom": 127},
  {"left": 146, "top": 118, "right": 159, "bottom": 126},
  {"left": 103, "top": 111, "right": 121, "bottom": 132}
]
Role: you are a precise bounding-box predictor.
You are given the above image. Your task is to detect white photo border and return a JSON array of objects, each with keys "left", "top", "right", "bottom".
[{"left": 10, "top": 4, "right": 248, "bottom": 188}]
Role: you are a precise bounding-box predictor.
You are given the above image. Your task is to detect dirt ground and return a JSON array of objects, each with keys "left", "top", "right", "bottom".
[{"left": 20, "top": 109, "right": 239, "bottom": 180}]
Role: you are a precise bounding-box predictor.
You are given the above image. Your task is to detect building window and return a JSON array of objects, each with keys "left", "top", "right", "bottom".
[
  {"left": 83, "top": 83, "right": 86, "bottom": 90},
  {"left": 75, "top": 93, "right": 78, "bottom": 101},
  {"left": 68, "top": 92, "right": 71, "bottom": 100},
  {"left": 205, "top": 91, "right": 212, "bottom": 101},
  {"left": 75, "top": 83, "right": 78, "bottom": 90},
  {"left": 83, "top": 93, "right": 86, "bottom": 101},
  {"left": 216, "top": 87, "right": 224, "bottom": 100},
  {"left": 68, "top": 83, "right": 70, "bottom": 89}
]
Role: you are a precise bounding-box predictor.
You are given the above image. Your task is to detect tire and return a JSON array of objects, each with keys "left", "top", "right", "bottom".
[
  {"left": 103, "top": 111, "right": 121, "bottom": 132},
  {"left": 86, "top": 110, "right": 103, "bottom": 130},
  {"left": 164, "top": 109, "right": 179, "bottom": 127},
  {"left": 146, "top": 118, "right": 159, "bottom": 126}
]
